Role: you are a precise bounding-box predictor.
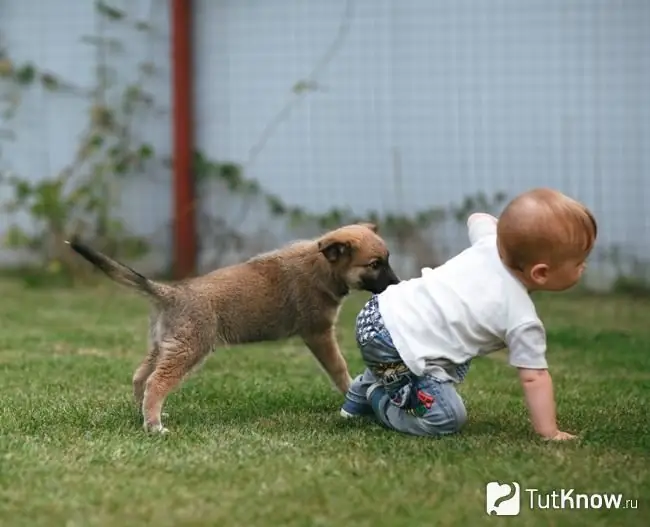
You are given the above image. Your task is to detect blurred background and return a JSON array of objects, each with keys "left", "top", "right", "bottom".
[{"left": 0, "top": 0, "right": 648, "bottom": 292}]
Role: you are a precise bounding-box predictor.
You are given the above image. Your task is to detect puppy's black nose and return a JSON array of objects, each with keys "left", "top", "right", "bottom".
[{"left": 387, "top": 269, "right": 400, "bottom": 285}]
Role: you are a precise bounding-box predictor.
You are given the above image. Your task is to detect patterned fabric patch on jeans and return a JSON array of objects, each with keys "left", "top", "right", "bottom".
[
  {"left": 356, "top": 294, "right": 395, "bottom": 349},
  {"left": 454, "top": 361, "right": 471, "bottom": 382}
]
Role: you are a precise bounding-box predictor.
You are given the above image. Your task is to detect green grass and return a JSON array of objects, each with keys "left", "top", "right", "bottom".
[{"left": 0, "top": 280, "right": 648, "bottom": 527}]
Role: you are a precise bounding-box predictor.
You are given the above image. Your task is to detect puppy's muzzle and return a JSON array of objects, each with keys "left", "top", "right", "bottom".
[{"left": 363, "top": 266, "right": 400, "bottom": 294}]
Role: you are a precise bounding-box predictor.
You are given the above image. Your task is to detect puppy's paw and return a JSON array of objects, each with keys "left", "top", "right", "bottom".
[{"left": 144, "top": 421, "right": 170, "bottom": 435}]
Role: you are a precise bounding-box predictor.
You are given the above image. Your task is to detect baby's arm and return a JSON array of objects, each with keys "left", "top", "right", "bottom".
[
  {"left": 507, "top": 322, "right": 576, "bottom": 441},
  {"left": 518, "top": 369, "right": 574, "bottom": 440}
]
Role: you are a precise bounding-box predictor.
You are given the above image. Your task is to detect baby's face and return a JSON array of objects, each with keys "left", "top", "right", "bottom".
[{"left": 539, "top": 257, "right": 587, "bottom": 291}]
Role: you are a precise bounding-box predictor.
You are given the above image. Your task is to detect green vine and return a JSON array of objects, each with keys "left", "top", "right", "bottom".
[
  {"left": 0, "top": 2, "right": 155, "bottom": 279},
  {"left": 193, "top": 151, "right": 507, "bottom": 240},
  {"left": 0, "top": 0, "right": 508, "bottom": 283},
  {"left": 0, "top": 0, "right": 639, "bottom": 293}
]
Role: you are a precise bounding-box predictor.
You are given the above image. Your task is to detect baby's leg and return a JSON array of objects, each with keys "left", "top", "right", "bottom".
[
  {"left": 343, "top": 294, "right": 407, "bottom": 417},
  {"left": 340, "top": 368, "right": 378, "bottom": 418},
  {"left": 367, "top": 377, "right": 467, "bottom": 437},
  {"left": 340, "top": 336, "right": 405, "bottom": 418}
]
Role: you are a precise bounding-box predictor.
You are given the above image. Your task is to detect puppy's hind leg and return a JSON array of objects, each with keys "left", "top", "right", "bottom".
[
  {"left": 133, "top": 312, "right": 164, "bottom": 413},
  {"left": 302, "top": 329, "right": 353, "bottom": 394},
  {"left": 132, "top": 342, "right": 160, "bottom": 413},
  {"left": 141, "top": 336, "right": 210, "bottom": 434}
]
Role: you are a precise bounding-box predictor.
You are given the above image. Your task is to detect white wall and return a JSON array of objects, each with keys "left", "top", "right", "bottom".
[{"left": 2, "top": 0, "right": 649, "bottom": 285}]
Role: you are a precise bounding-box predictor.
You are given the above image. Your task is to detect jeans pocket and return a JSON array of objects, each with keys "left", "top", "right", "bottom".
[
  {"left": 412, "top": 379, "right": 467, "bottom": 433},
  {"left": 407, "top": 378, "right": 441, "bottom": 417}
]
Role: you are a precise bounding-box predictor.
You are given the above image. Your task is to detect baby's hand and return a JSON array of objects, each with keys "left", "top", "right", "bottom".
[
  {"left": 467, "top": 213, "right": 498, "bottom": 245},
  {"left": 546, "top": 430, "right": 577, "bottom": 441},
  {"left": 467, "top": 212, "right": 498, "bottom": 225}
]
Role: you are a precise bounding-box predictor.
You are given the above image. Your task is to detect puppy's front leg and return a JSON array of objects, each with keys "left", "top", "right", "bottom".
[{"left": 302, "top": 330, "right": 352, "bottom": 394}]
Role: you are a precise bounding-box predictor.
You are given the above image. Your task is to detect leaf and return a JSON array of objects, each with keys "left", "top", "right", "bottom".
[
  {"left": 124, "top": 85, "right": 153, "bottom": 106},
  {"left": 292, "top": 80, "right": 319, "bottom": 94},
  {"left": 46, "top": 259, "right": 62, "bottom": 274},
  {"left": 66, "top": 185, "right": 92, "bottom": 207},
  {"left": 14, "top": 180, "right": 33, "bottom": 202},
  {"left": 494, "top": 191, "right": 508, "bottom": 205},
  {"left": 416, "top": 208, "right": 446, "bottom": 228},
  {"left": 90, "top": 105, "right": 114, "bottom": 129},
  {"left": 14, "top": 63, "right": 36, "bottom": 85},
  {"left": 107, "top": 145, "right": 121, "bottom": 160},
  {"left": 0, "top": 58, "right": 14, "bottom": 77},
  {"left": 84, "top": 196, "right": 104, "bottom": 213},
  {"left": 266, "top": 195, "right": 287, "bottom": 216},
  {"left": 318, "top": 209, "right": 345, "bottom": 229},
  {"left": 219, "top": 163, "right": 244, "bottom": 190},
  {"left": 137, "top": 143, "right": 154, "bottom": 160},
  {"left": 107, "top": 219, "right": 127, "bottom": 235},
  {"left": 78, "top": 133, "right": 104, "bottom": 160},
  {"left": 3, "top": 225, "right": 32, "bottom": 248},
  {"left": 192, "top": 150, "right": 206, "bottom": 169},
  {"left": 317, "top": 215, "right": 333, "bottom": 230},
  {"left": 124, "top": 84, "right": 141, "bottom": 102},
  {"left": 88, "top": 133, "right": 105, "bottom": 150},
  {"left": 113, "top": 157, "right": 129, "bottom": 174},
  {"left": 40, "top": 73, "right": 60, "bottom": 91},
  {"left": 288, "top": 207, "right": 306, "bottom": 227},
  {"left": 96, "top": 1, "right": 126, "bottom": 21},
  {"left": 30, "top": 179, "right": 67, "bottom": 223},
  {"left": 135, "top": 21, "right": 152, "bottom": 32}
]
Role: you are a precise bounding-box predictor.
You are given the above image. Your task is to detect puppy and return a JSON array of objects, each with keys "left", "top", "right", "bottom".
[{"left": 67, "top": 223, "right": 399, "bottom": 433}]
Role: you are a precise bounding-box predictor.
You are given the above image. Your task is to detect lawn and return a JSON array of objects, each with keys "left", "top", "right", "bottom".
[{"left": 0, "top": 278, "right": 648, "bottom": 526}]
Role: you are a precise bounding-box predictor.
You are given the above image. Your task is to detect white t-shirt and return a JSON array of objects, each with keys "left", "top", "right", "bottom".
[{"left": 377, "top": 213, "right": 548, "bottom": 382}]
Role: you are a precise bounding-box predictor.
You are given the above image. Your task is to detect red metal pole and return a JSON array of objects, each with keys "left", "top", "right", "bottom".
[{"left": 171, "top": 0, "right": 196, "bottom": 279}]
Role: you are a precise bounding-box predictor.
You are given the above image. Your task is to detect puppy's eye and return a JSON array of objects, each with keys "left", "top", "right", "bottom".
[{"left": 368, "top": 260, "right": 382, "bottom": 270}]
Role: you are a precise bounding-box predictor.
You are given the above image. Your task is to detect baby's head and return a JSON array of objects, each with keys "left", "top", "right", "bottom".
[{"left": 496, "top": 188, "right": 597, "bottom": 291}]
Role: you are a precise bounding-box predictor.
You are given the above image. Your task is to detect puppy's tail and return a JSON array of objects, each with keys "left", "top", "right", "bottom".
[{"left": 66, "top": 239, "right": 174, "bottom": 300}]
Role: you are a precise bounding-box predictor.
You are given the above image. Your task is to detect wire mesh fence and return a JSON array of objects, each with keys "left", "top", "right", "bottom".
[{"left": 1, "top": 0, "right": 648, "bottom": 290}]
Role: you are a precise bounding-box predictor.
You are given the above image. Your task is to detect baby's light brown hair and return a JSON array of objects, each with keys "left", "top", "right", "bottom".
[{"left": 496, "top": 188, "right": 597, "bottom": 270}]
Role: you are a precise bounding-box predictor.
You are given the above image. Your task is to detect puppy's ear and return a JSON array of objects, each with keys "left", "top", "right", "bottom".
[
  {"left": 358, "top": 222, "right": 378, "bottom": 233},
  {"left": 318, "top": 239, "right": 352, "bottom": 263}
]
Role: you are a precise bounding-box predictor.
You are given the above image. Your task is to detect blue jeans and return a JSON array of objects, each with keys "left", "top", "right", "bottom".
[{"left": 344, "top": 295, "right": 469, "bottom": 437}]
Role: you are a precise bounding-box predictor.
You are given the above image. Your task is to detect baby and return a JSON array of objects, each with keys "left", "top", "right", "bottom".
[{"left": 340, "top": 188, "right": 597, "bottom": 440}]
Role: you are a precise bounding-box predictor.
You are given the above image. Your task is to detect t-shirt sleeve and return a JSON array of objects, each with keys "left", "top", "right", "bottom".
[
  {"left": 467, "top": 213, "right": 498, "bottom": 246},
  {"left": 505, "top": 321, "right": 548, "bottom": 369}
]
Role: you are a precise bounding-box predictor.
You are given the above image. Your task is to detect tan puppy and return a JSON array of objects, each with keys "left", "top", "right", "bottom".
[{"left": 67, "top": 223, "right": 400, "bottom": 434}]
